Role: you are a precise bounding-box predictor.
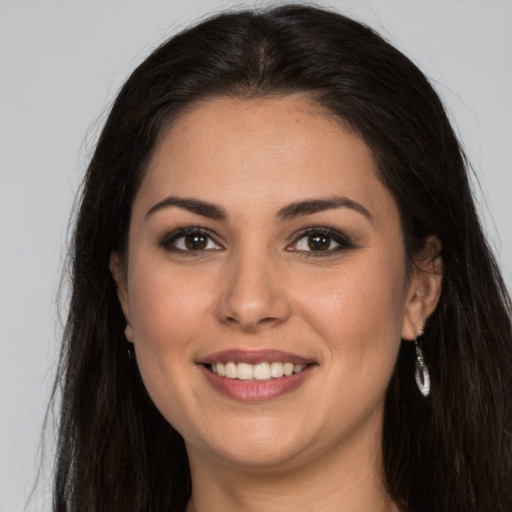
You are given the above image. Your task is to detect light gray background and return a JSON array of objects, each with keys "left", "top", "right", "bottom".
[{"left": 1, "top": 1, "right": 511, "bottom": 510}]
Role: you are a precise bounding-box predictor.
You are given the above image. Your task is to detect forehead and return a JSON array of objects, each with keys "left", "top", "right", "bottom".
[{"left": 134, "top": 95, "right": 398, "bottom": 224}]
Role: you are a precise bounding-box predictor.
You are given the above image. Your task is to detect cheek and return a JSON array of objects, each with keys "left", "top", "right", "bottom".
[
  {"left": 125, "top": 263, "right": 218, "bottom": 436},
  {"left": 128, "top": 256, "right": 212, "bottom": 345},
  {"left": 297, "top": 254, "right": 407, "bottom": 377},
  {"left": 125, "top": 259, "right": 214, "bottom": 397},
  {"left": 301, "top": 263, "right": 406, "bottom": 431}
]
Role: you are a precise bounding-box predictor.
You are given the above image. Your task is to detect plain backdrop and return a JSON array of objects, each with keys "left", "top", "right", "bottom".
[{"left": 1, "top": 1, "right": 511, "bottom": 510}]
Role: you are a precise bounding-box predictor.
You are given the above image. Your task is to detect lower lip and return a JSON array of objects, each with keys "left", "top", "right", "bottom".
[{"left": 199, "top": 365, "right": 315, "bottom": 402}]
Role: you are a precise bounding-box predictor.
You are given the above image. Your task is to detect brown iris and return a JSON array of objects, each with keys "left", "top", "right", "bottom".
[
  {"left": 308, "top": 234, "right": 330, "bottom": 251},
  {"left": 185, "top": 234, "right": 208, "bottom": 250}
]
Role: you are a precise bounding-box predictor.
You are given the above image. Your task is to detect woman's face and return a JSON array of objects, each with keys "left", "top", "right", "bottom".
[{"left": 112, "top": 95, "right": 426, "bottom": 472}]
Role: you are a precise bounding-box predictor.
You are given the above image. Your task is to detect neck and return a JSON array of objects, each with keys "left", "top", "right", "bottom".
[{"left": 185, "top": 422, "right": 400, "bottom": 512}]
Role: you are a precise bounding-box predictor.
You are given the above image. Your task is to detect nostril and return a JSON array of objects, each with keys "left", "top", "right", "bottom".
[
  {"left": 215, "top": 267, "right": 292, "bottom": 330},
  {"left": 223, "top": 314, "right": 285, "bottom": 332}
]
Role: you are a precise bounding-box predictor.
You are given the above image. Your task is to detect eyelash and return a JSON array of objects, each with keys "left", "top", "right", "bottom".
[
  {"left": 158, "top": 226, "right": 354, "bottom": 257},
  {"left": 287, "top": 227, "right": 354, "bottom": 257},
  {"left": 159, "top": 227, "right": 223, "bottom": 255}
]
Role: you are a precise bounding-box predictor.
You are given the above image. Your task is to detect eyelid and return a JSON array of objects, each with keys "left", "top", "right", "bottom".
[
  {"left": 159, "top": 227, "right": 224, "bottom": 253},
  {"left": 286, "top": 226, "right": 355, "bottom": 255},
  {"left": 158, "top": 225, "right": 354, "bottom": 256}
]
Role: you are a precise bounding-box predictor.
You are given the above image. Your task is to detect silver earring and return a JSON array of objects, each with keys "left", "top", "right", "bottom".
[
  {"left": 125, "top": 324, "right": 134, "bottom": 360},
  {"left": 415, "top": 330, "right": 430, "bottom": 397}
]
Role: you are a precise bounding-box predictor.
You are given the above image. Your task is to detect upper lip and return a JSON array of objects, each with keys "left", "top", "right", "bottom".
[{"left": 198, "top": 349, "right": 315, "bottom": 365}]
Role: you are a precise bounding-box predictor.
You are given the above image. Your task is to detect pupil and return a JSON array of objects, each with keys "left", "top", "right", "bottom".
[
  {"left": 308, "top": 234, "right": 330, "bottom": 251},
  {"left": 185, "top": 234, "right": 207, "bottom": 250}
]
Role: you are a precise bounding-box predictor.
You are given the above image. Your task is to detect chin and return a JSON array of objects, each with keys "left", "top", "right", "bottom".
[{"left": 183, "top": 414, "right": 314, "bottom": 470}]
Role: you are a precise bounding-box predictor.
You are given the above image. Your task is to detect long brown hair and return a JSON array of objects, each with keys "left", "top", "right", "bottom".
[{"left": 52, "top": 5, "right": 512, "bottom": 511}]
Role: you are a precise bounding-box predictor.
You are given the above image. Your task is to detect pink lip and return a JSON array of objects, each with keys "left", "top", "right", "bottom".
[
  {"left": 198, "top": 364, "right": 315, "bottom": 402},
  {"left": 199, "top": 349, "right": 313, "bottom": 365}
]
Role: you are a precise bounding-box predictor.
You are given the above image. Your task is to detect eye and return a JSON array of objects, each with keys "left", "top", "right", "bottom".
[
  {"left": 160, "top": 228, "right": 223, "bottom": 254},
  {"left": 287, "top": 228, "right": 353, "bottom": 255},
  {"left": 297, "top": 233, "right": 338, "bottom": 252}
]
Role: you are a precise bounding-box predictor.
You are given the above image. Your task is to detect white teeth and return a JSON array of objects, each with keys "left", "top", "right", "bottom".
[
  {"left": 283, "top": 362, "right": 294, "bottom": 376},
  {"left": 270, "top": 362, "right": 284, "bottom": 378},
  {"left": 253, "top": 362, "right": 271, "bottom": 380},
  {"left": 225, "top": 362, "right": 237, "bottom": 379},
  {"left": 237, "top": 362, "right": 253, "bottom": 380},
  {"left": 209, "top": 361, "right": 309, "bottom": 381},
  {"left": 294, "top": 364, "right": 306, "bottom": 373}
]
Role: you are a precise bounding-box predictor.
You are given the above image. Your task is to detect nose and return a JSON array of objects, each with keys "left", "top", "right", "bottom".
[{"left": 215, "top": 251, "right": 292, "bottom": 332}]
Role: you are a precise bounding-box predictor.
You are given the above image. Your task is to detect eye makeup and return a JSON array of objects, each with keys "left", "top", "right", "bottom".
[
  {"left": 157, "top": 223, "right": 357, "bottom": 259},
  {"left": 286, "top": 226, "right": 356, "bottom": 258},
  {"left": 158, "top": 227, "right": 223, "bottom": 256}
]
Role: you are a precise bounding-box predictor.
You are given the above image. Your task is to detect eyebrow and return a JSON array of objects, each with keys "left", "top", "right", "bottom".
[
  {"left": 145, "top": 195, "right": 372, "bottom": 222},
  {"left": 275, "top": 197, "right": 372, "bottom": 222},
  {"left": 145, "top": 196, "right": 227, "bottom": 220}
]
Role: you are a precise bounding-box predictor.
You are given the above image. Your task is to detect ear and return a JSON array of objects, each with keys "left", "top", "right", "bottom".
[
  {"left": 109, "top": 251, "right": 131, "bottom": 324},
  {"left": 402, "top": 235, "right": 443, "bottom": 340}
]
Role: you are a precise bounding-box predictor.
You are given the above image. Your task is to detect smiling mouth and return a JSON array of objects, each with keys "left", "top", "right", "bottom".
[
  {"left": 199, "top": 351, "right": 316, "bottom": 401},
  {"left": 205, "top": 361, "right": 311, "bottom": 381}
]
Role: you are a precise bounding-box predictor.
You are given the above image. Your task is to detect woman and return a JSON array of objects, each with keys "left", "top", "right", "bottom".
[{"left": 52, "top": 4, "right": 512, "bottom": 511}]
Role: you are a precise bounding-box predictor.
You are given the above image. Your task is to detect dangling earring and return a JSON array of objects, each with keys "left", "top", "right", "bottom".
[
  {"left": 415, "top": 327, "right": 430, "bottom": 397},
  {"left": 125, "top": 324, "right": 134, "bottom": 360}
]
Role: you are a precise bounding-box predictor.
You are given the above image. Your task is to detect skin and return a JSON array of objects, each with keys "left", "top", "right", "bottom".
[{"left": 111, "top": 95, "right": 442, "bottom": 512}]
